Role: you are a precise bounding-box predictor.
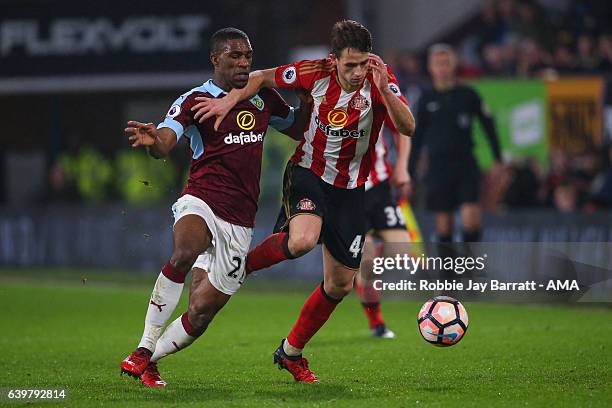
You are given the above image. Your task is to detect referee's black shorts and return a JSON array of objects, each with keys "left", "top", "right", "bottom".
[{"left": 425, "top": 160, "right": 481, "bottom": 212}]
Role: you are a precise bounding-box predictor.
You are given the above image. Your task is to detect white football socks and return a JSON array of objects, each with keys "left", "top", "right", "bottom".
[
  {"left": 150, "top": 315, "right": 197, "bottom": 363},
  {"left": 283, "top": 339, "right": 303, "bottom": 357},
  {"left": 137, "top": 272, "right": 184, "bottom": 352}
]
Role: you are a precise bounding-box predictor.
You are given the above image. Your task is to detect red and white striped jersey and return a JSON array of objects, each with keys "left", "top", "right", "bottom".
[
  {"left": 365, "top": 116, "right": 404, "bottom": 191},
  {"left": 365, "top": 126, "right": 392, "bottom": 191},
  {"left": 274, "top": 58, "right": 407, "bottom": 189}
]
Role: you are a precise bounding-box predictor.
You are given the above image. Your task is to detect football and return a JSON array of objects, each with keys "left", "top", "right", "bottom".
[{"left": 417, "top": 296, "right": 469, "bottom": 346}]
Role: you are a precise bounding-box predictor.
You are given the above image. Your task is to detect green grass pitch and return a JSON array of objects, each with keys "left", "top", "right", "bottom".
[{"left": 0, "top": 270, "right": 611, "bottom": 407}]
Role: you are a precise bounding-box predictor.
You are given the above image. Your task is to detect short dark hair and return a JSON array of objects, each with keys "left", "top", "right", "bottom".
[
  {"left": 330, "top": 20, "right": 372, "bottom": 57},
  {"left": 210, "top": 27, "right": 250, "bottom": 54}
]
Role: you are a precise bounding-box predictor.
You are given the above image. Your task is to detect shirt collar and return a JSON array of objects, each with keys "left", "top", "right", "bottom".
[{"left": 202, "top": 79, "right": 227, "bottom": 97}]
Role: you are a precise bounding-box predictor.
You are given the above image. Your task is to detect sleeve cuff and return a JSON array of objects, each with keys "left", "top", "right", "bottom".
[{"left": 157, "top": 119, "right": 184, "bottom": 140}]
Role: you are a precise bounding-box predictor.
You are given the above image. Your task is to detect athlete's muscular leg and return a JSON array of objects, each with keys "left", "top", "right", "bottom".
[
  {"left": 460, "top": 203, "right": 482, "bottom": 242},
  {"left": 187, "top": 268, "right": 231, "bottom": 334},
  {"left": 357, "top": 228, "right": 411, "bottom": 296},
  {"left": 356, "top": 229, "right": 411, "bottom": 330},
  {"left": 246, "top": 214, "right": 322, "bottom": 274},
  {"left": 355, "top": 233, "right": 383, "bottom": 328},
  {"left": 135, "top": 215, "right": 212, "bottom": 353},
  {"left": 171, "top": 215, "right": 213, "bottom": 273},
  {"left": 284, "top": 245, "right": 354, "bottom": 353},
  {"left": 460, "top": 203, "right": 481, "bottom": 231},
  {"left": 322, "top": 244, "right": 358, "bottom": 299},
  {"left": 377, "top": 228, "right": 412, "bottom": 245},
  {"left": 149, "top": 269, "right": 230, "bottom": 364},
  {"left": 357, "top": 233, "right": 377, "bottom": 288},
  {"left": 146, "top": 222, "right": 231, "bottom": 364},
  {"left": 433, "top": 211, "right": 456, "bottom": 281},
  {"left": 287, "top": 214, "right": 323, "bottom": 257},
  {"left": 357, "top": 229, "right": 411, "bottom": 283},
  {"left": 435, "top": 211, "right": 454, "bottom": 241}
]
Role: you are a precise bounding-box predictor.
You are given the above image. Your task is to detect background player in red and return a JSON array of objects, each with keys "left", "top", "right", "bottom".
[
  {"left": 193, "top": 20, "right": 415, "bottom": 383},
  {"left": 356, "top": 120, "right": 412, "bottom": 339},
  {"left": 119, "top": 28, "right": 309, "bottom": 387}
]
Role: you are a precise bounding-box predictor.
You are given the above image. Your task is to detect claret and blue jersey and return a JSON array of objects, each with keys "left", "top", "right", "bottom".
[{"left": 157, "top": 79, "right": 295, "bottom": 228}]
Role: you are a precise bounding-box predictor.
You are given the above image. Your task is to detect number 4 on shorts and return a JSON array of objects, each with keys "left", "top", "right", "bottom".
[{"left": 349, "top": 235, "right": 363, "bottom": 258}]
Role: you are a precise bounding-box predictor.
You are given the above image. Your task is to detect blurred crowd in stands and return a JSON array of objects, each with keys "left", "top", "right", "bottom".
[
  {"left": 390, "top": 0, "right": 612, "bottom": 80},
  {"left": 44, "top": 142, "right": 612, "bottom": 213},
  {"left": 44, "top": 147, "right": 181, "bottom": 205},
  {"left": 482, "top": 145, "right": 612, "bottom": 212},
  {"left": 384, "top": 0, "right": 612, "bottom": 213},
  {"left": 40, "top": 0, "right": 612, "bottom": 213}
]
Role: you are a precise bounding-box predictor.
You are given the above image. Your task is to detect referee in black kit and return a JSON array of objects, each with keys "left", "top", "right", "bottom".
[{"left": 409, "top": 44, "right": 502, "bottom": 244}]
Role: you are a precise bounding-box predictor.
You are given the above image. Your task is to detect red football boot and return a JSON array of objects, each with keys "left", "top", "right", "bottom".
[
  {"left": 273, "top": 340, "right": 319, "bottom": 383},
  {"left": 140, "top": 363, "right": 167, "bottom": 387},
  {"left": 120, "top": 348, "right": 151, "bottom": 378}
]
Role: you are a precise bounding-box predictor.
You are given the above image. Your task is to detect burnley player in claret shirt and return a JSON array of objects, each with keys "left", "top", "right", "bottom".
[{"left": 120, "top": 27, "right": 309, "bottom": 387}]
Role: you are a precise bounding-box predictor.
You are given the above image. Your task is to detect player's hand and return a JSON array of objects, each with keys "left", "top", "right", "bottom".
[
  {"left": 192, "top": 95, "right": 235, "bottom": 130},
  {"left": 369, "top": 53, "right": 389, "bottom": 92},
  {"left": 125, "top": 121, "right": 156, "bottom": 148},
  {"left": 391, "top": 165, "right": 412, "bottom": 198}
]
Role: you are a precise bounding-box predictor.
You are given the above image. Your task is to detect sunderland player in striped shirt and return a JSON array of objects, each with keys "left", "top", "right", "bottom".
[
  {"left": 119, "top": 28, "right": 310, "bottom": 387},
  {"left": 294, "top": 89, "right": 412, "bottom": 339},
  {"left": 193, "top": 20, "right": 415, "bottom": 383}
]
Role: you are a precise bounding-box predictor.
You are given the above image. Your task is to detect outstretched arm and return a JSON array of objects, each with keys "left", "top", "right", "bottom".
[
  {"left": 125, "top": 121, "right": 177, "bottom": 159},
  {"left": 191, "top": 69, "right": 278, "bottom": 130}
]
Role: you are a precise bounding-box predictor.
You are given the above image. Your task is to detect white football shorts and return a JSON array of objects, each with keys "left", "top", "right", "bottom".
[{"left": 171, "top": 194, "right": 253, "bottom": 295}]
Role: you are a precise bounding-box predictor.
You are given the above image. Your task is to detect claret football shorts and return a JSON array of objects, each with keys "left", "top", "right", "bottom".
[
  {"left": 171, "top": 194, "right": 253, "bottom": 295},
  {"left": 274, "top": 162, "right": 366, "bottom": 269}
]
